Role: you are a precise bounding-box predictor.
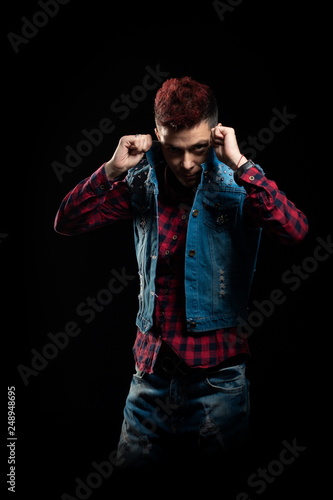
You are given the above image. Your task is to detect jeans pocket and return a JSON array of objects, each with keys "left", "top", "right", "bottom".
[
  {"left": 205, "top": 363, "right": 247, "bottom": 393},
  {"left": 133, "top": 365, "right": 146, "bottom": 379}
]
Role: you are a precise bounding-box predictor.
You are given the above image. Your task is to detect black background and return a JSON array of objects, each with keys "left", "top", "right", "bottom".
[{"left": 3, "top": 0, "right": 330, "bottom": 498}]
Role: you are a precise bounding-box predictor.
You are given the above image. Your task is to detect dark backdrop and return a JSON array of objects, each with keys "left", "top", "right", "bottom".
[{"left": 3, "top": 1, "right": 329, "bottom": 498}]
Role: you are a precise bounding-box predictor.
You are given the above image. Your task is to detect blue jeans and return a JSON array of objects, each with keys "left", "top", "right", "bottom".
[{"left": 116, "top": 361, "right": 250, "bottom": 470}]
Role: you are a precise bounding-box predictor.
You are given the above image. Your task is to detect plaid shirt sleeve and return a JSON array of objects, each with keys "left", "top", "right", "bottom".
[
  {"left": 54, "top": 164, "right": 132, "bottom": 235},
  {"left": 239, "top": 166, "right": 309, "bottom": 245}
]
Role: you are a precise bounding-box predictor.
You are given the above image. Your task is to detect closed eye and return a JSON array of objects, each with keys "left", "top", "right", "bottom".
[
  {"left": 192, "top": 143, "right": 209, "bottom": 154},
  {"left": 168, "top": 146, "right": 181, "bottom": 153}
]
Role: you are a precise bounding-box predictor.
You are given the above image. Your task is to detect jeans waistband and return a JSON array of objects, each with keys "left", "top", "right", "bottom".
[{"left": 154, "top": 342, "right": 248, "bottom": 377}]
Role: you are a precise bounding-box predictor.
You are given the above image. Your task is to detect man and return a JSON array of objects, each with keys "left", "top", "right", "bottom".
[{"left": 55, "top": 77, "right": 308, "bottom": 472}]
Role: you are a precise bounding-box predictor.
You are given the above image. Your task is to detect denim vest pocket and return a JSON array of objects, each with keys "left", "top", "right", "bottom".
[{"left": 202, "top": 196, "right": 239, "bottom": 232}]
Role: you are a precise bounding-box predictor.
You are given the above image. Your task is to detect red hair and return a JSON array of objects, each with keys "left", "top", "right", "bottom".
[{"left": 154, "top": 76, "right": 218, "bottom": 130}]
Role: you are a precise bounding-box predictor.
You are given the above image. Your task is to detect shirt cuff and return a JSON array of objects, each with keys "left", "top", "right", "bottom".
[
  {"left": 90, "top": 163, "right": 125, "bottom": 195},
  {"left": 236, "top": 165, "right": 266, "bottom": 188}
]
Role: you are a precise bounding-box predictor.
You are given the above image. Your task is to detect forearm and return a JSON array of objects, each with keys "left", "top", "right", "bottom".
[
  {"left": 54, "top": 164, "right": 131, "bottom": 235},
  {"left": 239, "top": 165, "right": 309, "bottom": 245},
  {"left": 104, "top": 158, "right": 128, "bottom": 181}
]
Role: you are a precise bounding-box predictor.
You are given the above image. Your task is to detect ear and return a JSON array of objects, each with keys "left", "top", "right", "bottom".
[{"left": 154, "top": 127, "right": 161, "bottom": 141}]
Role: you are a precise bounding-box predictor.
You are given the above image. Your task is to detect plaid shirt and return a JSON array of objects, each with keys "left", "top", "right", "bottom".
[{"left": 55, "top": 162, "right": 309, "bottom": 373}]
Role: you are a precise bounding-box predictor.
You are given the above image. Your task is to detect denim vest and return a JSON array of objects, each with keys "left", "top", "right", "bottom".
[{"left": 126, "top": 142, "right": 262, "bottom": 333}]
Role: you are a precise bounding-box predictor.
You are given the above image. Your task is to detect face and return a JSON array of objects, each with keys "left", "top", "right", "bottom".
[{"left": 155, "top": 120, "right": 212, "bottom": 188}]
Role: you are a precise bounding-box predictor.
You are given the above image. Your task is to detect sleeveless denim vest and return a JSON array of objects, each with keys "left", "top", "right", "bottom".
[{"left": 126, "top": 142, "right": 262, "bottom": 333}]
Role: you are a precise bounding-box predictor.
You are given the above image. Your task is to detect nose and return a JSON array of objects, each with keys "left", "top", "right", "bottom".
[{"left": 181, "top": 151, "right": 195, "bottom": 170}]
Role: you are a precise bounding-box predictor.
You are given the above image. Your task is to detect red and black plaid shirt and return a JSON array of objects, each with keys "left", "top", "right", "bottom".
[{"left": 55, "top": 162, "right": 308, "bottom": 373}]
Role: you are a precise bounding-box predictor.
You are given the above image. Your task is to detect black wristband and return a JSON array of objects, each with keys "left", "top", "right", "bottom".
[{"left": 234, "top": 159, "right": 256, "bottom": 181}]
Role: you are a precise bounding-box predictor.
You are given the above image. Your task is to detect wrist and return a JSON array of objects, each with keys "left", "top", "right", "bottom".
[
  {"left": 234, "top": 159, "right": 256, "bottom": 183},
  {"left": 104, "top": 160, "right": 127, "bottom": 181},
  {"left": 229, "top": 154, "right": 248, "bottom": 171},
  {"left": 236, "top": 154, "right": 248, "bottom": 170}
]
